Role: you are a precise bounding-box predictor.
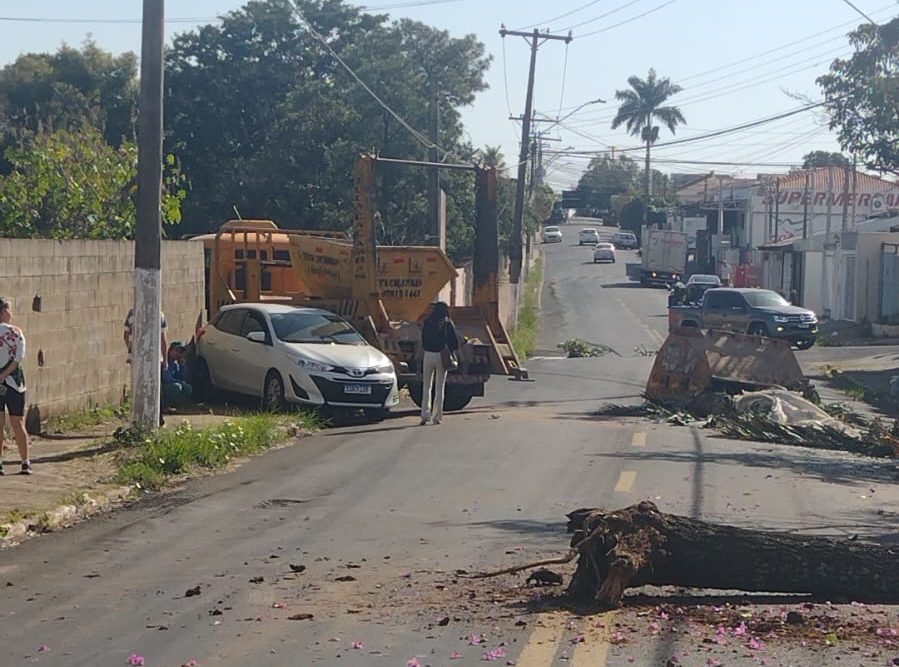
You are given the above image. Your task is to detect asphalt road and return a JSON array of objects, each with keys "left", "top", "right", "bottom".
[{"left": 1, "top": 231, "right": 897, "bottom": 667}]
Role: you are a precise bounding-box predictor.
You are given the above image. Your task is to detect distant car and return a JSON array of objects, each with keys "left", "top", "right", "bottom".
[
  {"left": 578, "top": 228, "right": 600, "bottom": 245},
  {"left": 593, "top": 242, "right": 616, "bottom": 263},
  {"left": 686, "top": 274, "right": 722, "bottom": 288},
  {"left": 542, "top": 225, "right": 563, "bottom": 243},
  {"left": 612, "top": 231, "right": 638, "bottom": 249},
  {"left": 195, "top": 303, "right": 400, "bottom": 418}
]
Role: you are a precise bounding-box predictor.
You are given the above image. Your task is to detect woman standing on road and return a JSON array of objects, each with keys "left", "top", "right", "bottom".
[
  {"left": 0, "top": 297, "right": 30, "bottom": 475},
  {"left": 419, "top": 301, "right": 459, "bottom": 426}
]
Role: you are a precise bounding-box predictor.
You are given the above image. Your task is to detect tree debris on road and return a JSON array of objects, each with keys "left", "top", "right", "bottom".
[
  {"left": 475, "top": 502, "right": 899, "bottom": 607},
  {"left": 558, "top": 338, "right": 620, "bottom": 358}
]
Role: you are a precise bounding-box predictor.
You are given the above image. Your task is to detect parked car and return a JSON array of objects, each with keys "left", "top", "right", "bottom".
[
  {"left": 195, "top": 303, "right": 400, "bottom": 418},
  {"left": 593, "top": 242, "right": 616, "bottom": 263},
  {"left": 612, "top": 230, "right": 638, "bottom": 249},
  {"left": 671, "top": 288, "right": 818, "bottom": 349},
  {"left": 542, "top": 225, "right": 563, "bottom": 243},
  {"left": 578, "top": 228, "right": 600, "bottom": 245}
]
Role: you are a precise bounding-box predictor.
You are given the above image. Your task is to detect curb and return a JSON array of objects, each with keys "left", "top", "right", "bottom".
[{"left": 0, "top": 485, "right": 134, "bottom": 547}]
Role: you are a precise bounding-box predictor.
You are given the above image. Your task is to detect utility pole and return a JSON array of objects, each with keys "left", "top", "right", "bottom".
[
  {"left": 841, "top": 163, "right": 851, "bottom": 231},
  {"left": 500, "top": 26, "right": 572, "bottom": 285},
  {"left": 427, "top": 82, "right": 441, "bottom": 246},
  {"left": 774, "top": 177, "right": 781, "bottom": 241},
  {"left": 132, "top": 0, "right": 165, "bottom": 428}
]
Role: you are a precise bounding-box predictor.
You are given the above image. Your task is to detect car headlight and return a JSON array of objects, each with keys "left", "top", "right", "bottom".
[
  {"left": 296, "top": 358, "right": 335, "bottom": 372},
  {"left": 772, "top": 315, "right": 789, "bottom": 323},
  {"left": 375, "top": 363, "right": 395, "bottom": 374}
]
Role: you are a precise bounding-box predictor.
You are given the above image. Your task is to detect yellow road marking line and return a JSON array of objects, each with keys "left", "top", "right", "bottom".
[
  {"left": 614, "top": 470, "right": 637, "bottom": 493},
  {"left": 630, "top": 432, "right": 646, "bottom": 447},
  {"left": 572, "top": 612, "right": 617, "bottom": 667},
  {"left": 515, "top": 611, "right": 567, "bottom": 667}
]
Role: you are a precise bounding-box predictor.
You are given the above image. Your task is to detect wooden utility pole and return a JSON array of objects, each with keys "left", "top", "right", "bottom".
[
  {"left": 499, "top": 26, "right": 572, "bottom": 285},
  {"left": 131, "top": 0, "right": 165, "bottom": 428}
]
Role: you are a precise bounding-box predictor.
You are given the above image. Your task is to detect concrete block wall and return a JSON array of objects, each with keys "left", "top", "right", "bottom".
[{"left": 0, "top": 239, "right": 205, "bottom": 427}]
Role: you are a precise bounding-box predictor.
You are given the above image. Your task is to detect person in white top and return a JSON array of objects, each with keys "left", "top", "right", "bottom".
[{"left": 0, "top": 297, "right": 31, "bottom": 475}]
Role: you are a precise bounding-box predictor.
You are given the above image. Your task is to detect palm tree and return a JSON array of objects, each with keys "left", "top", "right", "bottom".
[
  {"left": 481, "top": 145, "right": 508, "bottom": 176},
  {"left": 611, "top": 68, "right": 686, "bottom": 205}
]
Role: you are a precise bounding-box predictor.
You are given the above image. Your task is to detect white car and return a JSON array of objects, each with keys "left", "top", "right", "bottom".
[
  {"left": 593, "top": 242, "right": 616, "bottom": 263},
  {"left": 195, "top": 303, "right": 399, "bottom": 419},
  {"left": 686, "top": 274, "right": 722, "bottom": 288},
  {"left": 613, "top": 230, "right": 638, "bottom": 249},
  {"left": 578, "top": 228, "right": 600, "bottom": 245},
  {"left": 542, "top": 226, "right": 563, "bottom": 243}
]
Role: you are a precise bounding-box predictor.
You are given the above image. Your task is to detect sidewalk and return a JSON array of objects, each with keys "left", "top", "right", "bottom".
[
  {"left": 801, "top": 344, "right": 899, "bottom": 419},
  {"left": 0, "top": 411, "right": 237, "bottom": 532}
]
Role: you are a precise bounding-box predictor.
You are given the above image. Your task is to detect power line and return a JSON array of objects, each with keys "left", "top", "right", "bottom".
[
  {"left": 291, "top": 4, "right": 467, "bottom": 165},
  {"left": 515, "top": 0, "right": 605, "bottom": 31},
  {"left": 840, "top": 0, "right": 878, "bottom": 23},
  {"left": 564, "top": 0, "right": 645, "bottom": 31},
  {"left": 557, "top": 43, "right": 571, "bottom": 121},
  {"left": 0, "top": 15, "right": 217, "bottom": 24},
  {"left": 576, "top": 0, "right": 678, "bottom": 37}
]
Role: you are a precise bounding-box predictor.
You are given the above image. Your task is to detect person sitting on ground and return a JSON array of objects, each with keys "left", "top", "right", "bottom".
[{"left": 162, "top": 341, "right": 193, "bottom": 411}]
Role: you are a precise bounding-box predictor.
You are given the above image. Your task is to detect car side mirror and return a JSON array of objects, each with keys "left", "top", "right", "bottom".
[{"left": 246, "top": 331, "right": 266, "bottom": 344}]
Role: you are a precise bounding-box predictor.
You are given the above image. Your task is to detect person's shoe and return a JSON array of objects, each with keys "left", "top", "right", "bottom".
[
  {"left": 0, "top": 462, "right": 5, "bottom": 476},
  {"left": 19, "top": 462, "right": 32, "bottom": 475},
  {"left": 419, "top": 417, "right": 429, "bottom": 426},
  {"left": 432, "top": 417, "right": 442, "bottom": 425}
]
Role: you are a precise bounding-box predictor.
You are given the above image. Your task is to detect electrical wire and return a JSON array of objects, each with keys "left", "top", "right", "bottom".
[
  {"left": 563, "top": 0, "right": 645, "bottom": 31},
  {"left": 515, "top": 0, "right": 605, "bottom": 31},
  {"left": 0, "top": 15, "right": 217, "bottom": 24},
  {"left": 290, "top": 4, "right": 467, "bottom": 165},
  {"left": 576, "top": 0, "right": 678, "bottom": 37},
  {"left": 840, "top": 0, "right": 878, "bottom": 23},
  {"left": 556, "top": 43, "right": 570, "bottom": 122}
]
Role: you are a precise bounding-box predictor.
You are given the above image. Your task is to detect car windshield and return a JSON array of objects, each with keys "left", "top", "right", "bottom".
[
  {"left": 743, "top": 291, "right": 790, "bottom": 308},
  {"left": 544, "top": 227, "right": 560, "bottom": 233},
  {"left": 690, "top": 275, "right": 719, "bottom": 284},
  {"left": 270, "top": 311, "right": 367, "bottom": 345},
  {"left": 582, "top": 229, "right": 597, "bottom": 234},
  {"left": 597, "top": 243, "right": 614, "bottom": 249}
]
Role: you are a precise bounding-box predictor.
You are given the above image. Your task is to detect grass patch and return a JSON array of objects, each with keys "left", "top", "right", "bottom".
[
  {"left": 47, "top": 401, "right": 130, "bottom": 433},
  {"left": 844, "top": 385, "right": 866, "bottom": 401},
  {"left": 115, "top": 413, "right": 315, "bottom": 491},
  {"left": 510, "top": 258, "right": 543, "bottom": 359}
]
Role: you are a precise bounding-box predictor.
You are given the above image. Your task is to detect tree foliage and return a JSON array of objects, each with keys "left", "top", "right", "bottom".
[
  {"left": 164, "top": 0, "right": 491, "bottom": 261},
  {"left": 575, "top": 154, "right": 640, "bottom": 215},
  {"left": 818, "top": 17, "right": 899, "bottom": 174},
  {"left": 0, "top": 127, "right": 185, "bottom": 239},
  {"left": 0, "top": 40, "right": 137, "bottom": 161},
  {"left": 802, "top": 150, "right": 850, "bottom": 168}
]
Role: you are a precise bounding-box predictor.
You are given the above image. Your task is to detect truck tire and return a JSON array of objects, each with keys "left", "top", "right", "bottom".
[
  {"left": 408, "top": 383, "right": 474, "bottom": 412},
  {"left": 747, "top": 322, "right": 768, "bottom": 337},
  {"left": 794, "top": 338, "right": 815, "bottom": 350}
]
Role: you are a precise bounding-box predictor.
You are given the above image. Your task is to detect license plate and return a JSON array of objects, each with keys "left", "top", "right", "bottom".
[{"left": 344, "top": 384, "right": 372, "bottom": 395}]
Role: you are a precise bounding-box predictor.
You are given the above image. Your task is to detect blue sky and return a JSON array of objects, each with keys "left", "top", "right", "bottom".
[{"left": 1, "top": 0, "right": 895, "bottom": 189}]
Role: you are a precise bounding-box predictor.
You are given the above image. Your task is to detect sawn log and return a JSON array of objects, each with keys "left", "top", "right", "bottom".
[{"left": 567, "top": 501, "right": 899, "bottom": 606}]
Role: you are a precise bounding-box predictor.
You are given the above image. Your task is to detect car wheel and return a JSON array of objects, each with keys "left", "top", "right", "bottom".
[
  {"left": 193, "top": 358, "right": 214, "bottom": 401},
  {"left": 794, "top": 338, "right": 815, "bottom": 350},
  {"left": 594, "top": 259, "right": 599, "bottom": 264},
  {"left": 262, "top": 370, "right": 286, "bottom": 412}
]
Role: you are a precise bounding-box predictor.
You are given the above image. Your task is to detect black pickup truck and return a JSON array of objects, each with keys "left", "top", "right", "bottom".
[{"left": 669, "top": 288, "right": 819, "bottom": 349}]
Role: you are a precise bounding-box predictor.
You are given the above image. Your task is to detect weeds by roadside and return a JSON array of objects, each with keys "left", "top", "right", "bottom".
[
  {"left": 46, "top": 401, "right": 130, "bottom": 433},
  {"left": 115, "top": 413, "right": 318, "bottom": 491},
  {"left": 511, "top": 258, "right": 543, "bottom": 359}
]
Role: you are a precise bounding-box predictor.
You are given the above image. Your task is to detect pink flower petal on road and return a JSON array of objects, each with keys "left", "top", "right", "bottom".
[
  {"left": 570, "top": 635, "right": 585, "bottom": 645},
  {"left": 747, "top": 637, "right": 765, "bottom": 651},
  {"left": 352, "top": 641, "right": 365, "bottom": 650},
  {"left": 406, "top": 659, "right": 422, "bottom": 667},
  {"left": 733, "top": 622, "right": 749, "bottom": 637},
  {"left": 707, "top": 659, "right": 722, "bottom": 667},
  {"left": 610, "top": 631, "right": 627, "bottom": 644},
  {"left": 482, "top": 647, "right": 507, "bottom": 661},
  {"left": 469, "top": 634, "right": 485, "bottom": 646},
  {"left": 650, "top": 622, "right": 662, "bottom": 634},
  {"left": 127, "top": 655, "right": 145, "bottom": 666},
  {"left": 450, "top": 650, "right": 463, "bottom": 659},
  {"left": 181, "top": 661, "right": 198, "bottom": 667},
  {"left": 38, "top": 645, "right": 50, "bottom": 653},
  {"left": 272, "top": 602, "right": 287, "bottom": 609}
]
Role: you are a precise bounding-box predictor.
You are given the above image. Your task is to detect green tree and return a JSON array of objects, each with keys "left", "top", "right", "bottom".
[
  {"left": 0, "top": 127, "right": 185, "bottom": 239},
  {"left": 480, "top": 145, "right": 507, "bottom": 175},
  {"left": 0, "top": 40, "right": 138, "bottom": 163},
  {"left": 611, "top": 68, "right": 686, "bottom": 203},
  {"left": 164, "top": 0, "right": 490, "bottom": 264},
  {"left": 818, "top": 17, "right": 899, "bottom": 175},
  {"left": 576, "top": 154, "right": 640, "bottom": 215},
  {"left": 802, "top": 150, "right": 851, "bottom": 168}
]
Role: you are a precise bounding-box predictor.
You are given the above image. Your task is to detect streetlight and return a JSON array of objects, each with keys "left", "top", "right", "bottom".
[{"left": 539, "top": 97, "right": 606, "bottom": 135}]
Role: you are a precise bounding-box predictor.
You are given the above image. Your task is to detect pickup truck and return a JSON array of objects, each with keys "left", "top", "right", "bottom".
[{"left": 669, "top": 287, "right": 818, "bottom": 349}]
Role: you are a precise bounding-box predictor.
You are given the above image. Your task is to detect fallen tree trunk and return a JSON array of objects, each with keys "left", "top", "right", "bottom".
[{"left": 567, "top": 501, "right": 899, "bottom": 606}]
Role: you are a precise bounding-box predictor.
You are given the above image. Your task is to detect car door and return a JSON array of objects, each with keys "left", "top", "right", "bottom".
[
  {"left": 701, "top": 291, "right": 728, "bottom": 329},
  {"left": 724, "top": 292, "right": 751, "bottom": 331},
  {"left": 203, "top": 309, "right": 248, "bottom": 391},
  {"left": 234, "top": 309, "right": 276, "bottom": 395}
]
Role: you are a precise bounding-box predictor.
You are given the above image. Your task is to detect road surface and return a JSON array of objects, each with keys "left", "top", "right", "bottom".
[{"left": 1, "top": 232, "right": 897, "bottom": 667}]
